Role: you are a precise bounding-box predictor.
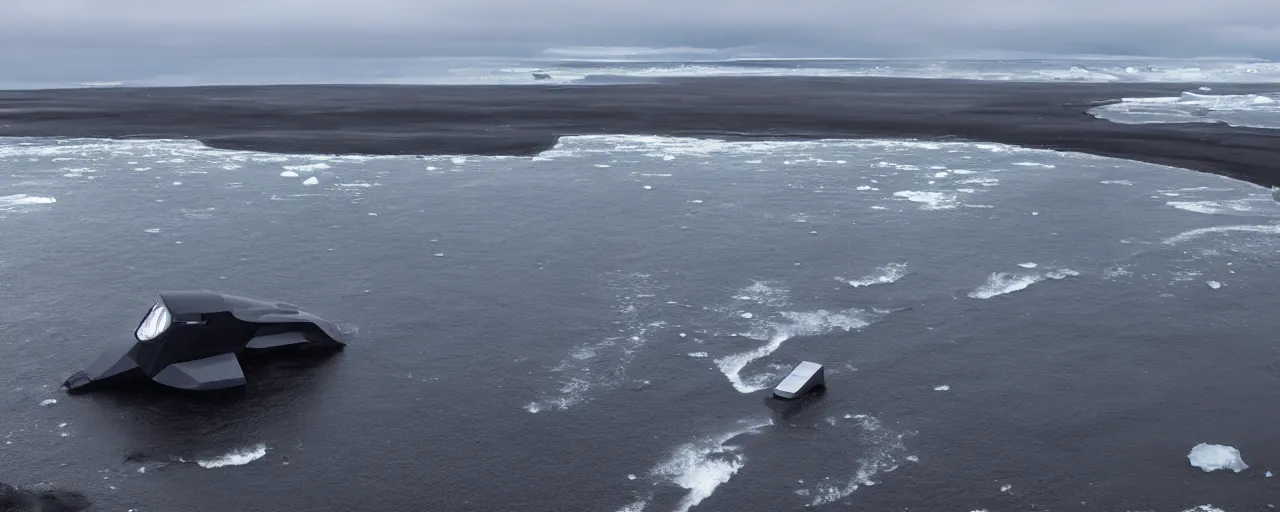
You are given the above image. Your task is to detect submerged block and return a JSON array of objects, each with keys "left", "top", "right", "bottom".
[{"left": 772, "top": 361, "right": 824, "bottom": 399}]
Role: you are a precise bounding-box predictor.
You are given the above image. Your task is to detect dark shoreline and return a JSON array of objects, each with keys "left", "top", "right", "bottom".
[{"left": 2, "top": 77, "right": 1278, "bottom": 187}]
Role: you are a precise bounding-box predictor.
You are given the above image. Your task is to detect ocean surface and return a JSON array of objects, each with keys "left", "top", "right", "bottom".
[{"left": 2, "top": 57, "right": 1280, "bottom": 512}]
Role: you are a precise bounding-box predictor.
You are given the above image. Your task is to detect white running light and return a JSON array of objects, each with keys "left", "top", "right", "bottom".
[{"left": 135, "top": 302, "right": 172, "bottom": 341}]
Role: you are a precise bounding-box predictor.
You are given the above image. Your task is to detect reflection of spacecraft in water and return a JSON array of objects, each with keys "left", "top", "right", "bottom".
[{"left": 63, "top": 291, "right": 347, "bottom": 394}]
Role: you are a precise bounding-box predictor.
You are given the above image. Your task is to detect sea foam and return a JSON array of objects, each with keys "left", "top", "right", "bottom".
[
  {"left": 0, "top": 194, "right": 56, "bottom": 210},
  {"left": 806, "top": 414, "right": 913, "bottom": 506},
  {"left": 968, "top": 272, "right": 1044, "bottom": 299},
  {"left": 196, "top": 443, "right": 268, "bottom": 468},
  {"left": 1163, "top": 224, "right": 1280, "bottom": 244},
  {"left": 650, "top": 419, "right": 772, "bottom": 512},
  {"left": 716, "top": 309, "right": 877, "bottom": 393},
  {"left": 838, "top": 263, "right": 908, "bottom": 288},
  {"left": 892, "top": 191, "right": 959, "bottom": 210}
]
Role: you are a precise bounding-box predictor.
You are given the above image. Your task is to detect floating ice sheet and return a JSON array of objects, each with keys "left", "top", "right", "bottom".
[{"left": 1188, "top": 443, "right": 1248, "bottom": 473}]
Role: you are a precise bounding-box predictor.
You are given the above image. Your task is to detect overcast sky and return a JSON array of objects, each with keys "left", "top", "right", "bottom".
[{"left": 1, "top": 0, "right": 1277, "bottom": 85}]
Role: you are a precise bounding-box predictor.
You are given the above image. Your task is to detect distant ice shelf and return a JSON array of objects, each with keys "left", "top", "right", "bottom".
[{"left": 1090, "top": 91, "right": 1280, "bottom": 129}]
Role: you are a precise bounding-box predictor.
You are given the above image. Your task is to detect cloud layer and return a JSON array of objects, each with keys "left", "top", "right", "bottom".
[
  {"left": 4, "top": 0, "right": 1278, "bottom": 57},
  {"left": 1, "top": 0, "right": 1277, "bottom": 86}
]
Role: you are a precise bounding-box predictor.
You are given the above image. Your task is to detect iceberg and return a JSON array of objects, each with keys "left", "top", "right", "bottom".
[{"left": 1187, "top": 443, "right": 1248, "bottom": 473}]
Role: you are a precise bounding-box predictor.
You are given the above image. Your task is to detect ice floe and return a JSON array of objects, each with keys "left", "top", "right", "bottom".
[
  {"left": 892, "top": 190, "right": 959, "bottom": 210},
  {"left": 1168, "top": 199, "right": 1271, "bottom": 215},
  {"left": 838, "top": 263, "right": 907, "bottom": 288},
  {"left": 1188, "top": 443, "right": 1248, "bottom": 473},
  {"left": 0, "top": 194, "right": 56, "bottom": 211},
  {"left": 968, "top": 272, "right": 1044, "bottom": 299},
  {"left": 1163, "top": 224, "right": 1280, "bottom": 244},
  {"left": 196, "top": 443, "right": 268, "bottom": 468}
]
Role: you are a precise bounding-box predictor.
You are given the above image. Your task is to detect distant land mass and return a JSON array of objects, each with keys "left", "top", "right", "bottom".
[{"left": 1, "top": 77, "right": 1278, "bottom": 187}]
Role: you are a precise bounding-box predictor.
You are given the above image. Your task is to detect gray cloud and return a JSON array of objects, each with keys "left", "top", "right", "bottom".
[{"left": 1, "top": 0, "right": 1277, "bottom": 86}]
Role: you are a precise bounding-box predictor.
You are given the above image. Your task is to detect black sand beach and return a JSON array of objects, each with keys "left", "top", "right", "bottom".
[{"left": 1, "top": 77, "right": 1278, "bottom": 187}]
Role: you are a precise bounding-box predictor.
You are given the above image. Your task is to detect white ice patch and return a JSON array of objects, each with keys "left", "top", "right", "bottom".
[
  {"left": 1017, "top": 262, "right": 1038, "bottom": 269},
  {"left": 1181, "top": 507, "right": 1226, "bottom": 512},
  {"left": 1100, "top": 180, "right": 1134, "bottom": 186},
  {"left": 839, "top": 263, "right": 907, "bottom": 288},
  {"left": 688, "top": 352, "right": 709, "bottom": 358},
  {"left": 302, "top": 176, "right": 319, "bottom": 186},
  {"left": 1046, "top": 268, "right": 1080, "bottom": 280},
  {"left": 934, "top": 385, "right": 950, "bottom": 391},
  {"left": 731, "top": 281, "right": 791, "bottom": 308},
  {"left": 1163, "top": 224, "right": 1280, "bottom": 244},
  {"left": 538, "top": 135, "right": 1032, "bottom": 161},
  {"left": 716, "top": 309, "right": 877, "bottom": 393},
  {"left": 1207, "top": 281, "right": 1223, "bottom": 289},
  {"left": 38, "top": 399, "right": 57, "bottom": 407},
  {"left": 196, "top": 443, "right": 268, "bottom": 468},
  {"left": 282, "top": 163, "right": 330, "bottom": 172},
  {"left": 1168, "top": 199, "right": 1271, "bottom": 215},
  {"left": 1091, "top": 91, "right": 1280, "bottom": 129},
  {"left": 280, "top": 170, "right": 300, "bottom": 178},
  {"left": 1012, "top": 162, "right": 1056, "bottom": 168},
  {"left": 0, "top": 194, "right": 57, "bottom": 211},
  {"left": 1188, "top": 443, "right": 1248, "bottom": 473},
  {"left": 615, "top": 502, "right": 646, "bottom": 512},
  {"left": 957, "top": 177, "right": 1000, "bottom": 187},
  {"left": 968, "top": 272, "right": 1044, "bottom": 299},
  {"left": 892, "top": 191, "right": 959, "bottom": 210},
  {"left": 649, "top": 419, "right": 772, "bottom": 512}
]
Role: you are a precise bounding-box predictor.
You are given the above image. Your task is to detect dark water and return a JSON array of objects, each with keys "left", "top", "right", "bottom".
[{"left": 2, "top": 134, "right": 1278, "bottom": 511}]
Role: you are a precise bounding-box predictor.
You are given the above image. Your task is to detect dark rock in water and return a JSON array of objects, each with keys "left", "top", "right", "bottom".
[
  {"left": 0, "top": 483, "right": 91, "bottom": 512},
  {"left": 531, "top": 73, "right": 551, "bottom": 80}
]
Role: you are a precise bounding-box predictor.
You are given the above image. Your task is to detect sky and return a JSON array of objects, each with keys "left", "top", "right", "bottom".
[{"left": 1, "top": 0, "right": 1278, "bottom": 86}]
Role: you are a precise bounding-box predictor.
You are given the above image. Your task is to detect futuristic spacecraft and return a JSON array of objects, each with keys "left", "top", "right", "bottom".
[{"left": 62, "top": 291, "right": 347, "bottom": 394}]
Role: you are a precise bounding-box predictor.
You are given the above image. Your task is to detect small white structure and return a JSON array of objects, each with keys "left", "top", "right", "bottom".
[{"left": 773, "top": 361, "right": 824, "bottom": 399}]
